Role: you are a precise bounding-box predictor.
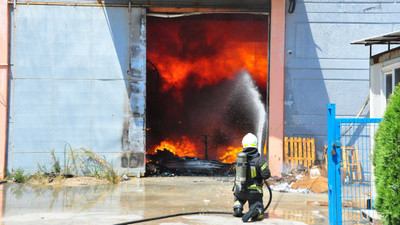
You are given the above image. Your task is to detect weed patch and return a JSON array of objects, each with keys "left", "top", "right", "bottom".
[
  {"left": 11, "top": 168, "right": 29, "bottom": 183},
  {"left": 34, "top": 146, "right": 124, "bottom": 185}
]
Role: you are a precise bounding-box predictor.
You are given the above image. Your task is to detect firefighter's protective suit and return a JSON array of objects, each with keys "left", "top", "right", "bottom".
[{"left": 233, "top": 133, "right": 271, "bottom": 222}]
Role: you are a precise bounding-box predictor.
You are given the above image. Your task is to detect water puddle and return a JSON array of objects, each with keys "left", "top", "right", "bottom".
[{"left": 0, "top": 177, "right": 329, "bottom": 224}]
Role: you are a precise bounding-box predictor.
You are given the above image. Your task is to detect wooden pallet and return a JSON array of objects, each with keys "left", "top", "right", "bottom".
[
  {"left": 284, "top": 137, "right": 315, "bottom": 170},
  {"left": 341, "top": 146, "right": 363, "bottom": 182},
  {"left": 323, "top": 145, "right": 363, "bottom": 182}
]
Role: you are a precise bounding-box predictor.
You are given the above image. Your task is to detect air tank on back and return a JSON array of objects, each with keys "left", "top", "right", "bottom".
[{"left": 235, "top": 152, "right": 247, "bottom": 191}]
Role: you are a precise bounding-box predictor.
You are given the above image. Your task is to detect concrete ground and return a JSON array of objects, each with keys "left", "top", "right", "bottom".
[{"left": 0, "top": 177, "right": 329, "bottom": 225}]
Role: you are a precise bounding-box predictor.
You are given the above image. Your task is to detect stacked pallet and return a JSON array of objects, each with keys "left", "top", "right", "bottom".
[{"left": 284, "top": 137, "right": 315, "bottom": 170}]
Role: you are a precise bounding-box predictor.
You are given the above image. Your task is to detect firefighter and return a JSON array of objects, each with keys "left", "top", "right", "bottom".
[{"left": 233, "top": 133, "right": 271, "bottom": 222}]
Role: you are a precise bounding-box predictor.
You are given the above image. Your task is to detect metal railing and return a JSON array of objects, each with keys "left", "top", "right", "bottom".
[{"left": 327, "top": 104, "right": 382, "bottom": 225}]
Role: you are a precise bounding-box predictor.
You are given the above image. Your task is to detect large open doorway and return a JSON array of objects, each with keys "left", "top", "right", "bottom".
[{"left": 146, "top": 13, "right": 269, "bottom": 165}]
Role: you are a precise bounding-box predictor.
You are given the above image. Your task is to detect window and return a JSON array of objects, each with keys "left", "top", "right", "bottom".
[
  {"left": 385, "top": 68, "right": 400, "bottom": 101},
  {"left": 396, "top": 68, "right": 400, "bottom": 87},
  {"left": 386, "top": 74, "right": 392, "bottom": 100}
]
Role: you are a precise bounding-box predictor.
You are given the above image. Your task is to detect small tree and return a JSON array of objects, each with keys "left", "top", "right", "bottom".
[{"left": 373, "top": 85, "right": 400, "bottom": 224}]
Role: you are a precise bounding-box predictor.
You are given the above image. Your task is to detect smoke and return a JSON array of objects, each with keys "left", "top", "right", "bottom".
[{"left": 148, "top": 18, "right": 224, "bottom": 61}]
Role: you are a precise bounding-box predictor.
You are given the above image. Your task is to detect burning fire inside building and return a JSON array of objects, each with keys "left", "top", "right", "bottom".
[{"left": 146, "top": 14, "right": 268, "bottom": 174}]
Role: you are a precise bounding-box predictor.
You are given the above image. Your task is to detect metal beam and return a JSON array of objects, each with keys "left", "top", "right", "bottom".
[
  {"left": 9, "top": 0, "right": 271, "bottom": 11},
  {"left": 0, "top": 0, "right": 10, "bottom": 179}
]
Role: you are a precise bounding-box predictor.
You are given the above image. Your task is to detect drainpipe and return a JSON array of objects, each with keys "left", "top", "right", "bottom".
[
  {"left": 268, "top": 0, "right": 286, "bottom": 177},
  {"left": 0, "top": 0, "right": 10, "bottom": 180}
]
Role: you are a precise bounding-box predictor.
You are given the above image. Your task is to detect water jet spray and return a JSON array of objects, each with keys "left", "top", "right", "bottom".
[{"left": 234, "top": 71, "right": 267, "bottom": 154}]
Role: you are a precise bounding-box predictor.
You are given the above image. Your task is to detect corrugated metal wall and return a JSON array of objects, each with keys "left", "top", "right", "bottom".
[
  {"left": 8, "top": 5, "right": 146, "bottom": 175},
  {"left": 284, "top": 0, "right": 400, "bottom": 162}
]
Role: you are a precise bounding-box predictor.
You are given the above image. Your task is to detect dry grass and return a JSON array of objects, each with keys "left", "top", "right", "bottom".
[
  {"left": 27, "top": 146, "right": 124, "bottom": 185},
  {"left": 78, "top": 149, "right": 122, "bottom": 184}
]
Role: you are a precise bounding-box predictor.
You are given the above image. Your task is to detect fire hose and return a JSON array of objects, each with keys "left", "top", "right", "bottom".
[{"left": 114, "top": 181, "right": 272, "bottom": 225}]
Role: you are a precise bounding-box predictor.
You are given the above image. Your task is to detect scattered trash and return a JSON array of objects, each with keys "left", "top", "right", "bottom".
[
  {"left": 309, "top": 166, "right": 327, "bottom": 179},
  {"left": 268, "top": 176, "right": 284, "bottom": 186},
  {"left": 122, "top": 174, "right": 130, "bottom": 181},
  {"left": 270, "top": 182, "right": 291, "bottom": 192},
  {"left": 306, "top": 201, "right": 329, "bottom": 206},
  {"left": 203, "top": 200, "right": 210, "bottom": 205},
  {"left": 270, "top": 182, "right": 310, "bottom": 194},
  {"left": 267, "top": 165, "right": 328, "bottom": 194},
  {"left": 292, "top": 176, "right": 328, "bottom": 194}
]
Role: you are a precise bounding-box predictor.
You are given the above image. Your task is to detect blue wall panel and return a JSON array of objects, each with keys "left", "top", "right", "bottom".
[
  {"left": 53, "top": 80, "right": 92, "bottom": 151},
  {"left": 285, "top": 0, "right": 400, "bottom": 162},
  {"left": 91, "top": 80, "right": 128, "bottom": 153},
  {"left": 12, "top": 79, "right": 53, "bottom": 154},
  {"left": 8, "top": 5, "right": 146, "bottom": 174},
  {"left": 14, "top": 6, "right": 54, "bottom": 79}
]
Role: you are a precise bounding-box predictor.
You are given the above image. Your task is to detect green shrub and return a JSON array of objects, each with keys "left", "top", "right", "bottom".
[
  {"left": 373, "top": 85, "right": 400, "bottom": 224},
  {"left": 11, "top": 168, "right": 29, "bottom": 183}
]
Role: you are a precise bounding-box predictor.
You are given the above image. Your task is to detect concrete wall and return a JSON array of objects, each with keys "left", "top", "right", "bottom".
[
  {"left": 7, "top": 5, "right": 146, "bottom": 175},
  {"left": 284, "top": 0, "right": 400, "bottom": 161}
]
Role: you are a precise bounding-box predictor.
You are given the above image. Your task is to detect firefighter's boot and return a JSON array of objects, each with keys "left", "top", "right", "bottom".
[
  {"left": 233, "top": 207, "right": 243, "bottom": 217},
  {"left": 233, "top": 200, "right": 243, "bottom": 217},
  {"left": 242, "top": 204, "right": 261, "bottom": 222}
]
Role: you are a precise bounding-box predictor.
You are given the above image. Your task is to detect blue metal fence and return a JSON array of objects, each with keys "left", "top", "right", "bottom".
[{"left": 328, "top": 104, "right": 382, "bottom": 225}]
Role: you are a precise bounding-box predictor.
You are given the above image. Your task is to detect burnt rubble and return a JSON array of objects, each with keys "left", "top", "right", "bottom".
[
  {"left": 146, "top": 149, "right": 234, "bottom": 176},
  {"left": 267, "top": 165, "right": 307, "bottom": 186},
  {"left": 145, "top": 151, "right": 328, "bottom": 194}
]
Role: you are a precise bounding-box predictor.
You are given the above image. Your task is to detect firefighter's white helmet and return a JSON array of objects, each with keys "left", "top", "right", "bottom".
[{"left": 242, "top": 133, "right": 257, "bottom": 148}]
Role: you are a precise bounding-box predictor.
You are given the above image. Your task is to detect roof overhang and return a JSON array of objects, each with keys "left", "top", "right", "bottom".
[{"left": 351, "top": 30, "right": 400, "bottom": 46}]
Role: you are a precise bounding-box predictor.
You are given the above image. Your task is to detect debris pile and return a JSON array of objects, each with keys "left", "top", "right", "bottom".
[
  {"left": 268, "top": 165, "right": 328, "bottom": 194},
  {"left": 146, "top": 150, "right": 328, "bottom": 194},
  {"left": 146, "top": 149, "right": 234, "bottom": 176},
  {"left": 292, "top": 176, "right": 328, "bottom": 193}
]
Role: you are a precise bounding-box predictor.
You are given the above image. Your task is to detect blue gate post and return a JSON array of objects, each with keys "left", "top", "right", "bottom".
[{"left": 327, "top": 104, "right": 342, "bottom": 225}]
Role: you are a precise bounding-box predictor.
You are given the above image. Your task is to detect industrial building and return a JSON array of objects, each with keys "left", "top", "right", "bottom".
[{"left": 0, "top": 0, "right": 399, "bottom": 178}]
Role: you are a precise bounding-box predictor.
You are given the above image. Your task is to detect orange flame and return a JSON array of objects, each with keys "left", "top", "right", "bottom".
[
  {"left": 147, "top": 15, "right": 268, "bottom": 98},
  {"left": 149, "top": 136, "right": 198, "bottom": 158},
  {"left": 149, "top": 42, "right": 268, "bottom": 92},
  {"left": 146, "top": 15, "right": 268, "bottom": 161},
  {"left": 219, "top": 146, "right": 242, "bottom": 164}
]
